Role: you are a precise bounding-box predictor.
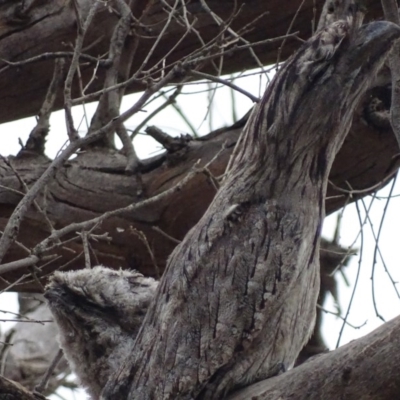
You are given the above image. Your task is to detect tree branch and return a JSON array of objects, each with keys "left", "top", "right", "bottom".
[
  {"left": 228, "top": 314, "right": 400, "bottom": 400},
  {"left": 100, "top": 16, "right": 400, "bottom": 400}
]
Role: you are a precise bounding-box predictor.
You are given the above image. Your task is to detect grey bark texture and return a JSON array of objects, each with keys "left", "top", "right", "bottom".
[
  {"left": 0, "top": 0, "right": 388, "bottom": 124},
  {"left": 3, "top": 310, "right": 400, "bottom": 400},
  {"left": 2, "top": 0, "right": 400, "bottom": 398},
  {"left": 0, "top": 0, "right": 399, "bottom": 292},
  {"left": 228, "top": 314, "right": 400, "bottom": 400},
  {"left": 94, "top": 16, "right": 400, "bottom": 400},
  {"left": 41, "top": 240, "right": 350, "bottom": 399}
]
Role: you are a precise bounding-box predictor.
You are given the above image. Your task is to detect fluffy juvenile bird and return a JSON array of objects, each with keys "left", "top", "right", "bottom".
[{"left": 45, "top": 266, "right": 158, "bottom": 399}]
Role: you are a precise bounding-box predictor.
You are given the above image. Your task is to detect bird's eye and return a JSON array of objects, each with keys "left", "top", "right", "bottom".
[
  {"left": 328, "top": 0, "right": 336, "bottom": 13},
  {"left": 348, "top": 4, "right": 355, "bottom": 13}
]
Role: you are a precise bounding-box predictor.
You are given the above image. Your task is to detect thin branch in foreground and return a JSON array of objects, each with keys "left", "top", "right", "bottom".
[
  {"left": 199, "top": 0, "right": 268, "bottom": 75},
  {"left": 151, "top": 226, "right": 181, "bottom": 245},
  {"left": 316, "top": 304, "right": 367, "bottom": 330},
  {"left": 189, "top": 70, "right": 260, "bottom": 103},
  {"left": 0, "top": 52, "right": 110, "bottom": 75},
  {"left": 20, "top": 59, "right": 66, "bottom": 156},
  {"left": 87, "top": 0, "right": 134, "bottom": 149},
  {"left": 335, "top": 199, "right": 367, "bottom": 349},
  {"left": 116, "top": 123, "right": 140, "bottom": 172},
  {"left": 34, "top": 349, "right": 64, "bottom": 395},
  {"left": 360, "top": 175, "right": 400, "bottom": 300},
  {"left": 276, "top": 0, "right": 306, "bottom": 66},
  {"left": 1, "top": 157, "right": 54, "bottom": 234},
  {"left": 70, "top": 32, "right": 298, "bottom": 106},
  {"left": 64, "top": 1, "right": 101, "bottom": 142},
  {"left": 130, "top": 227, "right": 160, "bottom": 279},
  {"left": 80, "top": 231, "right": 91, "bottom": 269},
  {"left": 130, "top": 86, "right": 183, "bottom": 139}
]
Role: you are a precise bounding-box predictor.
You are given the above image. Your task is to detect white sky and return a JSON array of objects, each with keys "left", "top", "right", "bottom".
[{"left": 0, "top": 69, "right": 399, "bottom": 399}]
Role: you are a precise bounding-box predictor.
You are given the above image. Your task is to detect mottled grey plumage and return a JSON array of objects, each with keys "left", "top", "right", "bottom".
[
  {"left": 317, "top": 0, "right": 365, "bottom": 32},
  {"left": 364, "top": 96, "right": 391, "bottom": 130},
  {"left": 45, "top": 266, "right": 158, "bottom": 399}
]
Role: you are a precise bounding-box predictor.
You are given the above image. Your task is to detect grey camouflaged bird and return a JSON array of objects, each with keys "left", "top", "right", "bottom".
[
  {"left": 100, "top": 18, "right": 400, "bottom": 400},
  {"left": 45, "top": 266, "right": 158, "bottom": 399}
]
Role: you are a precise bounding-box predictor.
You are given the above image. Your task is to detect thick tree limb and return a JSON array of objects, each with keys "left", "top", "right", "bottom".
[
  {"left": 3, "top": 314, "right": 400, "bottom": 399},
  {"left": 3, "top": 304, "right": 400, "bottom": 400},
  {"left": 0, "top": 0, "right": 387, "bottom": 124},
  {"left": 0, "top": 90, "right": 398, "bottom": 291},
  {"left": 0, "top": 1, "right": 398, "bottom": 292},
  {"left": 228, "top": 314, "right": 400, "bottom": 400},
  {"left": 0, "top": 240, "right": 345, "bottom": 396}
]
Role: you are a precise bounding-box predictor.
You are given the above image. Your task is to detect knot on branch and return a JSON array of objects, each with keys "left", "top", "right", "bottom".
[{"left": 145, "top": 125, "right": 191, "bottom": 154}]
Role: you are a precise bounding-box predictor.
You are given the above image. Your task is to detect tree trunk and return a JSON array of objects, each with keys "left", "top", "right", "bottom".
[
  {"left": 2, "top": 1, "right": 400, "bottom": 400},
  {"left": 98, "top": 16, "right": 400, "bottom": 400}
]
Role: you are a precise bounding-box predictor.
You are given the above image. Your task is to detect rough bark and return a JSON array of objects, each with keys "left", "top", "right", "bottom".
[
  {"left": 228, "top": 314, "right": 400, "bottom": 400},
  {"left": 0, "top": 239, "right": 345, "bottom": 397},
  {"left": 0, "top": 1, "right": 399, "bottom": 292},
  {"left": 99, "top": 17, "right": 400, "bottom": 400},
  {"left": 0, "top": 92, "right": 398, "bottom": 292},
  {"left": 2, "top": 314, "right": 400, "bottom": 400},
  {"left": 0, "top": 0, "right": 387, "bottom": 124}
]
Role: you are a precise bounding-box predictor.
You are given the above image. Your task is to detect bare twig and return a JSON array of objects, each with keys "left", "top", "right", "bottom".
[
  {"left": 87, "top": 0, "right": 134, "bottom": 148},
  {"left": 64, "top": 1, "right": 101, "bottom": 142},
  {"left": 317, "top": 304, "right": 367, "bottom": 329},
  {"left": 130, "top": 86, "right": 183, "bottom": 138},
  {"left": 20, "top": 59, "right": 66, "bottom": 156},
  {"left": 189, "top": 70, "right": 260, "bottom": 103},
  {"left": 276, "top": 0, "right": 306, "bottom": 66},
  {"left": 34, "top": 349, "right": 64, "bottom": 394},
  {"left": 199, "top": 0, "right": 267, "bottom": 75},
  {"left": 1, "top": 156, "right": 54, "bottom": 233},
  {"left": 0, "top": 52, "right": 110, "bottom": 74},
  {"left": 130, "top": 227, "right": 160, "bottom": 278},
  {"left": 151, "top": 226, "right": 181, "bottom": 244},
  {"left": 71, "top": 32, "right": 298, "bottom": 106},
  {"left": 117, "top": 124, "right": 140, "bottom": 172},
  {"left": 328, "top": 175, "right": 396, "bottom": 195},
  {"left": 80, "top": 231, "right": 91, "bottom": 269},
  {"left": 137, "top": 0, "right": 180, "bottom": 76}
]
